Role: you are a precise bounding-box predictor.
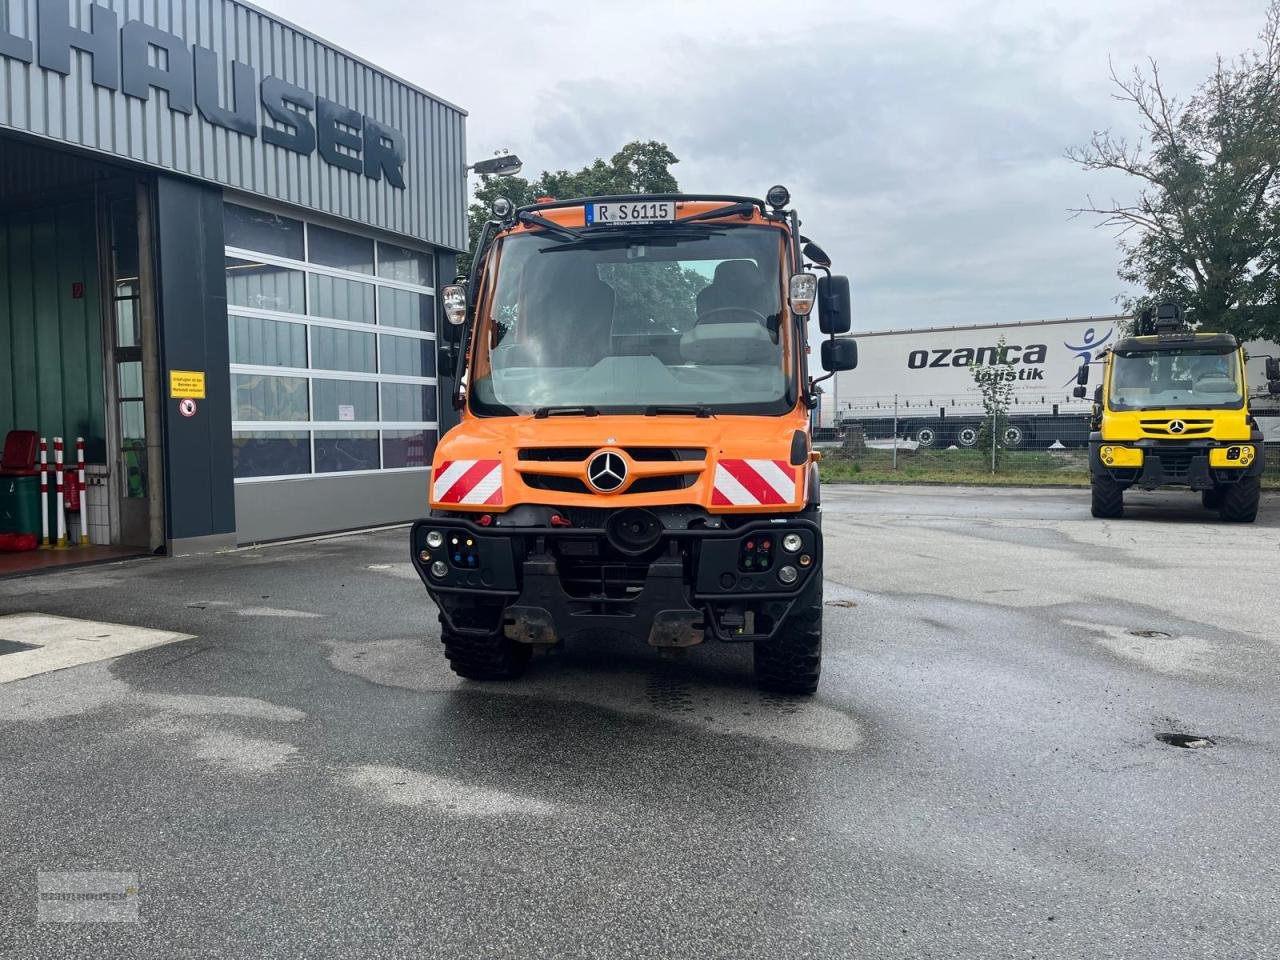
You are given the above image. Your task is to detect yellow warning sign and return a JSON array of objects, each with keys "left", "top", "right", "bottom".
[{"left": 169, "top": 370, "right": 206, "bottom": 399}]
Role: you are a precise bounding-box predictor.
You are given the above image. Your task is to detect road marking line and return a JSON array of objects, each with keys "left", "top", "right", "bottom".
[{"left": 0, "top": 614, "right": 194, "bottom": 684}]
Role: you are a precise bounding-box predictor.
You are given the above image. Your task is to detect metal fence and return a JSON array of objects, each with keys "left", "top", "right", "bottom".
[{"left": 815, "top": 413, "right": 1280, "bottom": 485}]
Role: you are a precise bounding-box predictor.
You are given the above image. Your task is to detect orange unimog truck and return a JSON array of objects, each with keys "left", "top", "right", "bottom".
[{"left": 410, "top": 188, "right": 857, "bottom": 694}]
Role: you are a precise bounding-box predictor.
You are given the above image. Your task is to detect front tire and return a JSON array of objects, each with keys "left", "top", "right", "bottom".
[
  {"left": 1219, "top": 476, "right": 1260, "bottom": 523},
  {"left": 1091, "top": 473, "right": 1124, "bottom": 518},
  {"left": 753, "top": 576, "right": 822, "bottom": 695},
  {"left": 440, "top": 614, "right": 531, "bottom": 680}
]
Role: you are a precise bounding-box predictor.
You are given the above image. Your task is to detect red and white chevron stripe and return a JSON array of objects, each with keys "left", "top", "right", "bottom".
[
  {"left": 432, "top": 459, "right": 503, "bottom": 506},
  {"left": 711, "top": 459, "right": 797, "bottom": 507}
]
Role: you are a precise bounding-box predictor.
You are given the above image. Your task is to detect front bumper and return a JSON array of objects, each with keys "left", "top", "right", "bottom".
[
  {"left": 1089, "top": 435, "right": 1266, "bottom": 491},
  {"left": 409, "top": 511, "right": 821, "bottom": 647}
]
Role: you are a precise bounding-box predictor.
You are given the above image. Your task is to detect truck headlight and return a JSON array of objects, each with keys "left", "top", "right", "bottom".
[
  {"left": 782, "top": 533, "right": 803, "bottom": 553},
  {"left": 426, "top": 530, "right": 445, "bottom": 549}
]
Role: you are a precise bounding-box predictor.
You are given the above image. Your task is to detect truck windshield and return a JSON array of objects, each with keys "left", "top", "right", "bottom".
[
  {"left": 470, "top": 225, "right": 790, "bottom": 416},
  {"left": 1109, "top": 347, "right": 1244, "bottom": 411}
]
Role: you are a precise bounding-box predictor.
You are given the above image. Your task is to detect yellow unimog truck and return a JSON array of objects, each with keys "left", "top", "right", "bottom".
[
  {"left": 1077, "top": 304, "right": 1273, "bottom": 522},
  {"left": 410, "top": 188, "right": 857, "bottom": 693}
]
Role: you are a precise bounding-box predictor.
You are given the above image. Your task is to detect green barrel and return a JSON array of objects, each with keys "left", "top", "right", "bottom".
[{"left": 0, "top": 474, "right": 42, "bottom": 536}]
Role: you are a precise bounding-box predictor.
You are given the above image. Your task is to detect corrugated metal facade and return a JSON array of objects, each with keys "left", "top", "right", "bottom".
[{"left": 0, "top": 0, "right": 467, "bottom": 250}]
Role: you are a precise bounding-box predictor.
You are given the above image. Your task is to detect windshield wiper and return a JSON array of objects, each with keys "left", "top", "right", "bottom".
[
  {"left": 532, "top": 405, "right": 600, "bottom": 419},
  {"left": 678, "top": 201, "right": 757, "bottom": 223},
  {"left": 644, "top": 404, "right": 712, "bottom": 418},
  {"left": 517, "top": 212, "right": 586, "bottom": 242}
]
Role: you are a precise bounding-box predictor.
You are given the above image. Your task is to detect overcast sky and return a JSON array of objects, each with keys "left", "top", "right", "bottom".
[{"left": 267, "top": 0, "right": 1266, "bottom": 332}]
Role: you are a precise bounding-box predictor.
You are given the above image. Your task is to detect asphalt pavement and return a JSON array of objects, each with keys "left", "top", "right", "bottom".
[{"left": 1, "top": 484, "right": 1278, "bottom": 958}]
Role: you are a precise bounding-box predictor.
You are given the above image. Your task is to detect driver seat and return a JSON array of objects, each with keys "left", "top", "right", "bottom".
[{"left": 695, "top": 260, "right": 774, "bottom": 324}]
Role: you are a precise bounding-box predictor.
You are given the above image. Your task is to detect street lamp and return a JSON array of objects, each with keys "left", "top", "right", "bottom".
[{"left": 466, "top": 153, "right": 523, "bottom": 177}]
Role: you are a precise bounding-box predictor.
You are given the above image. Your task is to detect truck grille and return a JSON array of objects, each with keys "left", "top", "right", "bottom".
[
  {"left": 518, "top": 447, "right": 705, "bottom": 495},
  {"left": 1140, "top": 419, "right": 1213, "bottom": 437},
  {"left": 556, "top": 557, "right": 650, "bottom": 600},
  {"left": 1155, "top": 450, "right": 1195, "bottom": 480}
]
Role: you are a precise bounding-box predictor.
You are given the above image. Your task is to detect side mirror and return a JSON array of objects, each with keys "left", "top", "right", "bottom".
[
  {"left": 1072, "top": 385, "right": 1087, "bottom": 399},
  {"left": 817, "top": 275, "right": 852, "bottom": 335},
  {"left": 1267, "top": 357, "right": 1280, "bottom": 381},
  {"left": 1076, "top": 363, "right": 1090, "bottom": 386},
  {"left": 802, "top": 241, "right": 832, "bottom": 269},
  {"left": 821, "top": 338, "right": 857, "bottom": 372}
]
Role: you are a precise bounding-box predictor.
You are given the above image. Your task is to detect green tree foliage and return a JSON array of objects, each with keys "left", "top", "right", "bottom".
[
  {"left": 970, "top": 338, "right": 1017, "bottom": 471},
  {"left": 460, "top": 141, "right": 680, "bottom": 274},
  {"left": 1068, "top": 3, "right": 1280, "bottom": 341}
]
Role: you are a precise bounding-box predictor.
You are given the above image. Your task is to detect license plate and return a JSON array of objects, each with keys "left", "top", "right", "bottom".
[{"left": 585, "top": 200, "right": 675, "bottom": 225}]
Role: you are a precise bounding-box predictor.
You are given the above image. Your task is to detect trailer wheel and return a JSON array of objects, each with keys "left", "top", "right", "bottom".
[
  {"left": 440, "top": 615, "right": 531, "bottom": 680},
  {"left": 1003, "top": 423, "right": 1028, "bottom": 449},
  {"left": 1090, "top": 473, "right": 1124, "bottom": 518},
  {"left": 753, "top": 576, "right": 822, "bottom": 695},
  {"left": 1219, "top": 476, "right": 1260, "bottom": 523},
  {"left": 956, "top": 426, "right": 980, "bottom": 448},
  {"left": 915, "top": 426, "right": 938, "bottom": 448}
]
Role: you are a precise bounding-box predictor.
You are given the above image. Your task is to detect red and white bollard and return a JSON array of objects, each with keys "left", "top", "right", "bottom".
[
  {"left": 76, "top": 437, "right": 89, "bottom": 546},
  {"left": 39, "top": 438, "right": 50, "bottom": 548},
  {"left": 54, "top": 437, "right": 68, "bottom": 549}
]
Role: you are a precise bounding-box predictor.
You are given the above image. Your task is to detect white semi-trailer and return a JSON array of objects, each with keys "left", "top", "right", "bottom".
[
  {"left": 823, "top": 316, "right": 1280, "bottom": 449},
  {"left": 821, "top": 316, "right": 1123, "bottom": 448}
]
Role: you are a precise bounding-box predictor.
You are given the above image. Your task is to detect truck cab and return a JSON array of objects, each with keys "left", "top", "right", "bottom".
[
  {"left": 410, "top": 190, "right": 857, "bottom": 693},
  {"left": 1080, "top": 306, "right": 1268, "bottom": 521}
]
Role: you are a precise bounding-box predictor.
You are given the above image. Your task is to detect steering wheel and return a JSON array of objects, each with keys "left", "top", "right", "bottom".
[{"left": 696, "top": 306, "right": 770, "bottom": 326}]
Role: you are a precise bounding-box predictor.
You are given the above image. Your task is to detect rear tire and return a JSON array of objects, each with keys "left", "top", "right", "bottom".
[
  {"left": 1091, "top": 473, "right": 1124, "bottom": 518},
  {"left": 440, "top": 614, "right": 531, "bottom": 680},
  {"left": 1219, "top": 476, "right": 1260, "bottom": 523},
  {"left": 753, "top": 576, "right": 822, "bottom": 695}
]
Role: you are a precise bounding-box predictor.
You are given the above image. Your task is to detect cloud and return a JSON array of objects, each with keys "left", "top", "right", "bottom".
[{"left": 261, "top": 0, "right": 1264, "bottom": 328}]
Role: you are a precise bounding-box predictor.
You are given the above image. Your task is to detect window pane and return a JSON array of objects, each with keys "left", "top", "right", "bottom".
[
  {"left": 379, "top": 287, "right": 433, "bottom": 331},
  {"left": 224, "top": 203, "right": 305, "bottom": 260},
  {"left": 378, "top": 241, "right": 433, "bottom": 286},
  {"left": 315, "top": 431, "right": 379, "bottom": 473},
  {"left": 233, "top": 431, "right": 311, "bottom": 478},
  {"left": 111, "top": 197, "right": 139, "bottom": 281},
  {"left": 115, "top": 296, "right": 139, "bottom": 348},
  {"left": 229, "top": 315, "right": 307, "bottom": 367},
  {"left": 232, "top": 374, "right": 309, "bottom": 421},
  {"left": 309, "top": 224, "right": 374, "bottom": 274},
  {"left": 310, "top": 274, "right": 375, "bottom": 324},
  {"left": 117, "top": 361, "right": 143, "bottom": 399},
  {"left": 380, "top": 383, "right": 436, "bottom": 422},
  {"left": 379, "top": 335, "right": 435, "bottom": 377},
  {"left": 382, "top": 430, "right": 436, "bottom": 468},
  {"left": 227, "top": 258, "right": 306, "bottom": 314},
  {"left": 311, "top": 326, "right": 376, "bottom": 373},
  {"left": 313, "top": 379, "right": 378, "bottom": 422}
]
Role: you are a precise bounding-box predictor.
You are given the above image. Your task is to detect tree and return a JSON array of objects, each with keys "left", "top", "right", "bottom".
[
  {"left": 970, "top": 338, "right": 1016, "bottom": 472},
  {"left": 1068, "top": 3, "right": 1280, "bottom": 341},
  {"left": 459, "top": 141, "right": 681, "bottom": 274}
]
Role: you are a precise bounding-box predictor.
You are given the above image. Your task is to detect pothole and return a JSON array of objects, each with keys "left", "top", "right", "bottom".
[
  {"left": 1156, "top": 732, "right": 1214, "bottom": 749},
  {"left": 1128, "top": 629, "right": 1172, "bottom": 639}
]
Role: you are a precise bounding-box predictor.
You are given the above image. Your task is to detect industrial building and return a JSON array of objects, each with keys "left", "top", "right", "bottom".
[{"left": 0, "top": 0, "right": 466, "bottom": 564}]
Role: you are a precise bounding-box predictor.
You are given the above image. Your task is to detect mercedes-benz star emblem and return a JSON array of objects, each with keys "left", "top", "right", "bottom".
[
  {"left": 1168, "top": 420, "right": 1187, "bottom": 434},
  {"left": 587, "top": 451, "right": 627, "bottom": 493}
]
